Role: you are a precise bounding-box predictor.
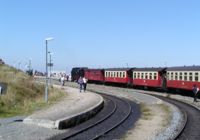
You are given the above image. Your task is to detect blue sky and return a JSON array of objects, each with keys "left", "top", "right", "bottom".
[{"left": 1, "top": 0, "right": 200, "bottom": 73}]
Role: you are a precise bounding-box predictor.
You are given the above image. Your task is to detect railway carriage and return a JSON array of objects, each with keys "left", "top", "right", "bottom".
[
  {"left": 84, "top": 69, "right": 104, "bottom": 83},
  {"left": 132, "top": 68, "right": 167, "bottom": 88},
  {"left": 104, "top": 68, "right": 133, "bottom": 85},
  {"left": 166, "top": 66, "right": 200, "bottom": 91}
]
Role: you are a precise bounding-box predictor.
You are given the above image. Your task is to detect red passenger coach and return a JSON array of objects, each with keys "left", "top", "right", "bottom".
[
  {"left": 104, "top": 68, "right": 132, "bottom": 85},
  {"left": 84, "top": 69, "right": 104, "bottom": 83},
  {"left": 132, "top": 68, "right": 167, "bottom": 88},
  {"left": 166, "top": 66, "right": 200, "bottom": 91}
]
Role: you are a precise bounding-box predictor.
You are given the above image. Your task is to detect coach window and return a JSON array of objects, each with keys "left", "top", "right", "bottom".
[
  {"left": 116, "top": 72, "right": 118, "bottom": 77},
  {"left": 195, "top": 72, "right": 198, "bottom": 81},
  {"left": 134, "top": 73, "right": 136, "bottom": 79},
  {"left": 171, "top": 72, "right": 174, "bottom": 80},
  {"left": 167, "top": 72, "right": 170, "bottom": 80},
  {"left": 175, "top": 72, "right": 178, "bottom": 80},
  {"left": 154, "top": 73, "right": 157, "bottom": 80},
  {"left": 123, "top": 72, "right": 125, "bottom": 78},
  {"left": 179, "top": 72, "right": 182, "bottom": 80},
  {"left": 137, "top": 73, "right": 140, "bottom": 79},
  {"left": 184, "top": 72, "right": 187, "bottom": 81},
  {"left": 145, "top": 73, "right": 148, "bottom": 79},
  {"left": 189, "top": 72, "right": 193, "bottom": 81},
  {"left": 141, "top": 73, "right": 144, "bottom": 79},
  {"left": 149, "top": 73, "right": 152, "bottom": 80}
]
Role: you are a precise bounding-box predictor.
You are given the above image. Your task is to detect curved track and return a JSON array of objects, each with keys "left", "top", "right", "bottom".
[
  {"left": 50, "top": 94, "right": 140, "bottom": 140},
  {"left": 151, "top": 95, "right": 200, "bottom": 140}
]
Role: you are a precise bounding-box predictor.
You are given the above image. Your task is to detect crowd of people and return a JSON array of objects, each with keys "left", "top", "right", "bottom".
[{"left": 59, "top": 75, "right": 88, "bottom": 92}]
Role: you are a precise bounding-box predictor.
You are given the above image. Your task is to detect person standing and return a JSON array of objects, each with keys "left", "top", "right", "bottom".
[
  {"left": 60, "top": 75, "right": 65, "bottom": 87},
  {"left": 83, "top": 77, "right": 88, "bottom": 92},
  {"left": 78, "top": 76, "right": 84, "bottom": 92},
  {"left": 192, "top": 84, "right": 199, "bottom": 102}
]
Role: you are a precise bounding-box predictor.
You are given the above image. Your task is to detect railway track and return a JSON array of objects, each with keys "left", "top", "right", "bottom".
[
  {"left": 84, "top": 84, "right": 200, "bottom": 140},
  {"left": 151, "top": 95, "right": 200, "bottom": 140},
  {"left": 50, "top": 94, "right": 140, "bottom": 140}
]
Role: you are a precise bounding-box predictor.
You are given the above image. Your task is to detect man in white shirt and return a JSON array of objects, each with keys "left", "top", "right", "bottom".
[{"left": 83, "top": 77, "right": 88, "bottom": 92}]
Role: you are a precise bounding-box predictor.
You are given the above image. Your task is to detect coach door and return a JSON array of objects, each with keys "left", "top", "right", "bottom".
[
  {"left": 127, "top": 70, "right": 133, "bottom": 86},
  {"left": 161, "top": 72, "right": 167, "bottom": 89}
]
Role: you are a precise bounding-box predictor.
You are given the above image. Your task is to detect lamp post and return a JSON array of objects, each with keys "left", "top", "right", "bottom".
[
  {"left": 45, "top": 37, "right": 54, "bottom": 102},
  {"left": 48, "top": 51, "right": 53, "bottom": 86}
]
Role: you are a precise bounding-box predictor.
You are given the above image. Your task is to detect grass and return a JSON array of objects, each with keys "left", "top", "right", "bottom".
[
  {"left": 0, "top": 64, "right": 66, "bottom": 118},
  {"left": 166, "top": 93, "right": 171, "bottom": 98},
  {"left": 159, "top": 103, "right": 171, "bottom": 127},
  {"left": 140, "top": 103, "right": 152, "bottom": 120}
]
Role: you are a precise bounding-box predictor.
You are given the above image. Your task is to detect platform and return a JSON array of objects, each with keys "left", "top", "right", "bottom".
[{"left": 23, "top": 86, "right": 104, "bottom": 129}]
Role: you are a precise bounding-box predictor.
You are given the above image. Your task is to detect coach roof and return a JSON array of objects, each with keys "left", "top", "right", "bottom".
[
  {"left": 133, "top": 67, "right": 166, "bottom": 72},
  {"left": 85, "top": 69, "right": 104, "bottom": 71},
  {"left": 166, "top": 66, "right": 200, "bottom": 71},
  {"left": 104, "top": 68, "right": 133, "bottom": 71}
]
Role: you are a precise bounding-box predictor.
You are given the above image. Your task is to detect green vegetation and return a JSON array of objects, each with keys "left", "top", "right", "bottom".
[
  {"left": 140, "top": 103, "right": 152, "bottom": 120},
  {"left": 159, "top": 103, "right": 171, "bottom": 127},
  {"left": 166, "top": 93, "right": 171, "bottom": 98},
  {"left": 0, "top": 64, "right": 65, "bottom": 118}
]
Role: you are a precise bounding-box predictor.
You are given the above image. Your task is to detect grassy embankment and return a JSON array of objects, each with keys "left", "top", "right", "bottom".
[{"left": 0, "top": 64, "right": 66, "bottom": 118}]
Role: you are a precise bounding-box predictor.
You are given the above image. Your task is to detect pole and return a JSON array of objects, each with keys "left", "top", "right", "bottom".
[
  {"left": 45, "top": 40, "right": 48, "bottom": 102},
  {"left": 49, "top": 53, "right": 52, "bottom": 86}
]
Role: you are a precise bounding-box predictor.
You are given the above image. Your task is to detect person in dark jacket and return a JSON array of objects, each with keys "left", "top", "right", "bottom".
[
  {"left": 78, "top": 76, "right": 84, "bottom": 92},
  {"left": 192, "top": 84, "right": 199, "bottom": 102}
]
